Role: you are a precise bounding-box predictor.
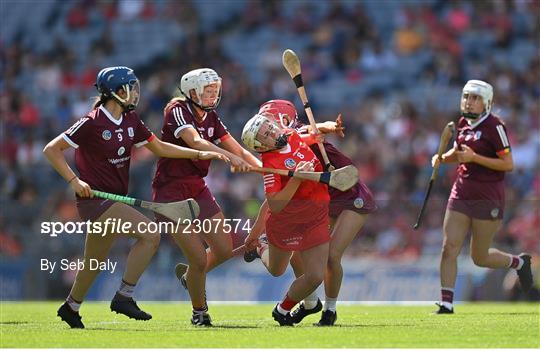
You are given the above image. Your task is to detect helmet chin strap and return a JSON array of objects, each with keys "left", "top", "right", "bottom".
[
  {"left": 462, "top": 109, "right": 488, "bottom": 120},
  {"left": 111, "top": 85, "right": 136, "bottom": 111}
]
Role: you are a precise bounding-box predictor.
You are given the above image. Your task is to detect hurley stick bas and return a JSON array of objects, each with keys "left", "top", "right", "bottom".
[
  {"left": 92, "top": 190, "right": 200, "bottom": 222},
  {"left": 250, "top": 165, "right": 358, "bottom": 192}
]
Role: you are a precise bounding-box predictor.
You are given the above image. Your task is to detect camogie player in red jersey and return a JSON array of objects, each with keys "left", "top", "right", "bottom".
[
  {"left": 241, "top": 113, "right": 331, "bottom": 326},
  {"left": 432, "top": 80, "right": 533, "bottom": 314},
  {"left": 245, "top": 100, "right": 376, "bottom": 326},
  {"left": 151, "top": 68, "right": 260, "bottom": 326},
  {"left": 43, "top": 66, "right": 227, "bottom": 329}
]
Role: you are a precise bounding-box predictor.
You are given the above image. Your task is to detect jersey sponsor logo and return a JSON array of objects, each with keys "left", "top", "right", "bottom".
[
  {"left": 284, "top": 158, "right": 296, "bottom": 169},
  {"left": 208, "top": 127, "right": 214, "bottom": 137},
  {"left": 108, "top": 156, "right": 130, "bottom": 165},
  {"left": 354, "top": 197, "right": 364, "bottom": 209},
  {"left": 102, "top": 130, "right": 112, "bottom": 140},
  {"left": 128, "top": 127, "right": 134, "bottom": 137},
  {"left": 118, "top": 146, "right": 126, "bottom": 156}
]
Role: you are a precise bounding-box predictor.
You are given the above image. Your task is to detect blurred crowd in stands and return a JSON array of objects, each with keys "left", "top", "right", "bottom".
[{"left": 1, "top": 0, "right": 539, "bottom": 296}]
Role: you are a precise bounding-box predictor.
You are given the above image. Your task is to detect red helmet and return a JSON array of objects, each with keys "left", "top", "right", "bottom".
[{"left": 258, "top": 99, "right": 298, "bottom": 128}]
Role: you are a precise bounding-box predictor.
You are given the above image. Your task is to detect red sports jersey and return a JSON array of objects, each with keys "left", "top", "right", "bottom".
[
  {"left": 152, "top": 100, "right": 230, "bottom": 186},
  {"left": 455, "top": 114, "right": 511, "bottom": 182},
  {"left": 63, "top": 105, "right": 155, "bottom": 195},
  {"left": 261, "top": 130, "right": 329, "bottom": 202}
]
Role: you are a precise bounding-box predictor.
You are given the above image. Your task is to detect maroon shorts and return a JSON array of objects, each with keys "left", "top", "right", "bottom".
[
  {"left": 76, "top": 198, "right": 115, "bottom": 222},
  {"left": 328, "top": 181, "right": 377, "bottom": 218},
  {"left": 447, "top": 177, "right": 505, "bottom": 220},
  {"left": 152, "top": 177, "right": 221, "bottom": 222}
]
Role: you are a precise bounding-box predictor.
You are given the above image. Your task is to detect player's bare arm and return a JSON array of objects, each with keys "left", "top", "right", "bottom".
[
  {"left": 220, "top": 136, "right": 262, "bottom": 168},
  {"left": 308, "top": 114, "right": 345, "bottom": 137},
  {"left": 179, "top": 127, "right": 249, "bottom": 171},
  {"left": 456, "top": 145, "right": 513, "bottom": 172},
  {"left": 144, "top": 137, "right": 229, "bottom": 162},
  {"left": 43, "top": 134, "right": 92, "bottom": 198},
  {"left": 432, "top": 147, "right": 458, "bottom": 167}
]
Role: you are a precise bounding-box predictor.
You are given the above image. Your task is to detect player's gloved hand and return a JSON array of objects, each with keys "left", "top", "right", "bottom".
[
  {"left": 456, "top": 144, "right": 476, "bottom": 163},
  {"left": 230, "top": 155, "right": 251, "bottom": 173},
  {"left": 296, "top": 161, "right": 315, "bottom": 172},
  {"left": 71, "top": 178, "right": 93, "bottom": 198},
  {"left": 198, "top": 151, "right": 230, "bottom": 162}
]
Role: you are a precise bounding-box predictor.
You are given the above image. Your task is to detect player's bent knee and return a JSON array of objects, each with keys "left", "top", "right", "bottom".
[
  {"left": 327, "top": 253, "right": 343, "bottom": 270},
  {"left": 471, "top": 254, "right": 489, "bottom": 267},
  {"left": 441, "top": 242, "right": 460, "bottom": 259},
  {"left": 268, "top": 264, "right": 287, "bottom": 277}
]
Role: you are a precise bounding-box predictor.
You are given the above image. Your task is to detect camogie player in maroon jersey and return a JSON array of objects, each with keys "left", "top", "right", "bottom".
[
  {"left": 244, "top": 100, "right": 376, "bottom": 326},
  {"left": 151, "top": 68, "right": 260, "bottom": 326},
  {"left": 241, "top": 113, "right": 331, "bottom": 326},
  {"left": 432, "top": 80, "right": 533, "bottom": 314},
  {"left": 43, "top": 66, "right": 227, "bottom": 329}
]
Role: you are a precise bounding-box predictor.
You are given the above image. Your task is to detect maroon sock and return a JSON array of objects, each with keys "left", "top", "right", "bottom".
[
  {"left": 441, "top": 288, "right": 454, "bottom": 304},
  {"left": 510, "top": 256, "right": 520, "bottom": 269},
  {"left": 279, "top": 294, "right": 298, "bottom": 312}
]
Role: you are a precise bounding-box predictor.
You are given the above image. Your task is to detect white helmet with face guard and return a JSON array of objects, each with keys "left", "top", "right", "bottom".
[
  {"left": 179, "top": 68, "right": 222, "bottom": 111},
  {"left": 461, "top": 80, "right": 493, "bottom": 119},
  {"left": 241, "top": 113, "right": 289, "bottom": 153}
]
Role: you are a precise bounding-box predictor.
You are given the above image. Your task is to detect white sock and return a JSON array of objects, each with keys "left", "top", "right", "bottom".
[
  {"left": 260, "top": 246, "right": 269, "bottom": 267},
  {"left": 66, "top": 295, "right": 81, "bottom": 312},
  {"left": 514, "top": 257, "right": 524, "bottom": 270},
  {"left": 303, "top": 291, "right": 319, "bottom": 309},
  {"left": 324, "top": 297, "right": 337, "bottom": 312},
  {"left": 441, "top": 301, "right": 453, "bottom": 310},
  {"left": 117, "top": 280, "right": 135, "bottom": 298}
]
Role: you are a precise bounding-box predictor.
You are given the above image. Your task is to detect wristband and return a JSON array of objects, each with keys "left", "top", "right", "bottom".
[{"left": 68, "top": 175, "right": 77, "bottom": 184}]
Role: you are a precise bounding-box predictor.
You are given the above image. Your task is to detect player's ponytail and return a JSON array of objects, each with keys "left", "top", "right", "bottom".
[{"left": 91, "top": 95, "right": 108, "bottom": 109}]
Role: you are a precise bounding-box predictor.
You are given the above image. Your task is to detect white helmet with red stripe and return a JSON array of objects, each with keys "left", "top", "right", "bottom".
[
  {"left": 241, "top": 113, "right": 289, "bottom": 153},
  {"left": 258, "top": 99, "right": 298, "bottom": 128}
]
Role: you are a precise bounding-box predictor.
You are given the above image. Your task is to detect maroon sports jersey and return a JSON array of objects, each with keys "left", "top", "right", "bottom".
[
  {"left": 63, "top": 105, "right": 155, "bottom": 195},
  {"left": 152, "top": 100, "right": 230, "bottom": 186},
  {"left": 455, "top": 114, "right": 511, "bottom": 182}
]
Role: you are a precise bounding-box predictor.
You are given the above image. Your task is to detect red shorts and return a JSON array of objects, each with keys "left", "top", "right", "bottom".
[
  {"left": 152, "top": 177, "right": 221, "bottom": 222},
  {"left": 329, "top": 181, "right": 377, "bottom": 218},
  {"left": 76, "top": 198, "right": 115, "bottom": 221},
  {"left": 447, "top": 177, "right": 505, "bottom": 220},
  {"left": 266, "top": 202, "right": 330, "bottom": 251}
]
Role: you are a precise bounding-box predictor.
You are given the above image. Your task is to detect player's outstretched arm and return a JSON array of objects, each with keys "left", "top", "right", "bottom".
[
  {"left": 220, "top": 136, "right": 262, "bottom": 168},
  {"left": 145, "top": 137, "right": 229, "bottom": 162}
]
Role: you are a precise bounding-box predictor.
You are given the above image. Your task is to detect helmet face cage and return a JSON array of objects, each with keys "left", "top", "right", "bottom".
[
  {"left": 258, "top": 100, "right": 298, "bottom": 128},
  {"left": 242, "top": 113, "right": 288, "bottom": 153},
  {"left": 180, "top": 68, "right": 222, "bottom": 111},
  {"left": 96, "top": 66, "right": 140, "bottom": 111},
  {"left": 461, "top": 80, "right": 493, "bottom": 119}
]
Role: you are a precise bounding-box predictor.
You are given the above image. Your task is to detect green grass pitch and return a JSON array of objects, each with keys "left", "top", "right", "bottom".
[{"left": 1, "top": 302, "right": 538, "bottom": 348}]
